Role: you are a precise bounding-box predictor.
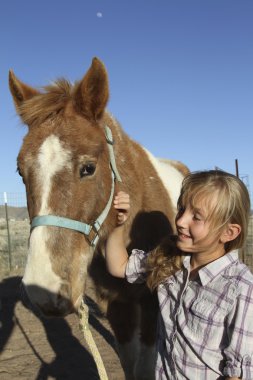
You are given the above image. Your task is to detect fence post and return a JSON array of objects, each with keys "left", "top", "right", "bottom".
[{"left": 4, "top": 192, "right": 12, "bottom": 271}]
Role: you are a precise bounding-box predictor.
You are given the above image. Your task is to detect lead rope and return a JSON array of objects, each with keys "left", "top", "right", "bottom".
[{"left": 78, "top": 299, "right": 109, "bottom": 380}]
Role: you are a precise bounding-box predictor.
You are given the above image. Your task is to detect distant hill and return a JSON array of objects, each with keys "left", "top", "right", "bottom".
[{"left": 0, "top": 206, "right": 28, "bottom": 220}]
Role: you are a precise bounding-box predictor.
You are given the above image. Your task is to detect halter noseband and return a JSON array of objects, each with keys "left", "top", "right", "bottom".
[{"left": 31, "top": 125, "right": 122, "bottom": 247}]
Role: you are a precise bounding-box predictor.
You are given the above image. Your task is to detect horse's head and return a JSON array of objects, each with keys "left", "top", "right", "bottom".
[{"left": 9, "top": 58, "right": 117, "bottom": 316}]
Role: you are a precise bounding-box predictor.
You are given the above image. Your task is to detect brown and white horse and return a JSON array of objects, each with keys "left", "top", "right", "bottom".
[{"left": 9, "top": 58, "right": 188, "bottom": 380}]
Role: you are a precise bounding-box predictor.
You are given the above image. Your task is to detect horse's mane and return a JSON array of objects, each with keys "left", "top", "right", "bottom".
[{"left": 18, "top": 79, "right": 78, "bottom": 127}]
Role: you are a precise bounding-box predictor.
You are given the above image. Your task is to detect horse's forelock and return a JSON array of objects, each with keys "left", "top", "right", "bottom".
[{"left": 18, "top": 79, "right": 75, "bottom": 127}]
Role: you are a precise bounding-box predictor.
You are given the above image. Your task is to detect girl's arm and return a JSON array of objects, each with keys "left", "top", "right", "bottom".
[{"left": 105, "top": 192, "right": 130, "bottom": 278}]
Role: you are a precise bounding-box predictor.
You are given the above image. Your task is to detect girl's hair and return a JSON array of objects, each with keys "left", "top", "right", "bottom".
[
  {"left": 146, "top": 235, "right": 183, "bottom": 291},
  {"left": 146, "top": 169, "right": 251, "bottom": 291}
]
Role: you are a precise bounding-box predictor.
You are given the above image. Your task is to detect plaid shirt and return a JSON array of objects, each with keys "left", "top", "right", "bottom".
[{"left": 126, "top": 249, "right": 253, "bottom": 380}]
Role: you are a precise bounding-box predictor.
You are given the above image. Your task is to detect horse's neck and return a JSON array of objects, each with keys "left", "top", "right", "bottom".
[{"left": 105, "top": 112, "right": 183, "bottom": 210}]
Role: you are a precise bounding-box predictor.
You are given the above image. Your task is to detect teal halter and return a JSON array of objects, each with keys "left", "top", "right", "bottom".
[{"left": 31, "top": 125, "right": 122, "bottom": 247}]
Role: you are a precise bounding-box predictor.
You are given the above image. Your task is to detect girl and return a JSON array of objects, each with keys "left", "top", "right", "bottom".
[{"left": 105, "top": 170, "right": 253, "bottom": 380}]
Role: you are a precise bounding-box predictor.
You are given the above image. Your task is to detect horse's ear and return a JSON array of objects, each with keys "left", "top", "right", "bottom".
[
  {"left": 74, "top": 57, "right": 109, "bottom": 120},
  {"left": 9, "top": 70, "right": 40, "bottom": 111}
]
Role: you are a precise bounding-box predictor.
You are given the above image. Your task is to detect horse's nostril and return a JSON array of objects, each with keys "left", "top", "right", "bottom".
[{"left": 57, "top": 296, "right": 75, "bottom": 315}]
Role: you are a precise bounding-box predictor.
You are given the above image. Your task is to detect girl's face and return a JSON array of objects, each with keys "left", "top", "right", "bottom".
[{"left": 175, "top": 195, "right": 221, "bottom": 255}]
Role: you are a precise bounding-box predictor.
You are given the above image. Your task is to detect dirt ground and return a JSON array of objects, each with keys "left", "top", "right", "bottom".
[{"left": 0, "top": 272, "right": 125, "bottom": 380}]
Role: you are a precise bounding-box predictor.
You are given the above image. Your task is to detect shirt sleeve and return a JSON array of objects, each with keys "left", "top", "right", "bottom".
[
  {"left": 223, "top": 279, "right": 253, "bottom": 379},
  {"left": 125, "top": 249, "right": 148, "bottom": 284}
]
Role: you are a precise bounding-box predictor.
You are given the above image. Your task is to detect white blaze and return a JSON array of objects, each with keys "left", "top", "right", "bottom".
[
  {"left": 38, "top": 135, "right": 72, "bottom": 214},
  {"left": 23, "top": 135, "right": 72, "bottom": 297}
]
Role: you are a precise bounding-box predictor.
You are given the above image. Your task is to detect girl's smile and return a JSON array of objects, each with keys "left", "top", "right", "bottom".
[{"left": 177, "top": 232, "right": 191, "bottom": 240}]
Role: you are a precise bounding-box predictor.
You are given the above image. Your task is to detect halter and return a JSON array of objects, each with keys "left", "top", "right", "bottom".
[{"left": 31, "top": 125, "right": 122, "bottom": 247}]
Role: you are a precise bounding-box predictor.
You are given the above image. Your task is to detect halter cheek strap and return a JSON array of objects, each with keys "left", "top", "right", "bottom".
[
  {"left": 104, "top": 125, "right": 122, "bottom": 182},
  {"left": 31, "top": 125, "right": 122, "bottom": 247}
]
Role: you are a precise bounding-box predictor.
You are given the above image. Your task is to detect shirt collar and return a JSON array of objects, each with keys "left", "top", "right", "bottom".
[{"left": 182, "top": 250, "right": 239, "bottom": 286}]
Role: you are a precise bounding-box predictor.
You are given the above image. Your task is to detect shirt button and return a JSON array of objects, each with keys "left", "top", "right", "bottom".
[{"left": 244, "top": 354, "right": 251, "bottom": 365}]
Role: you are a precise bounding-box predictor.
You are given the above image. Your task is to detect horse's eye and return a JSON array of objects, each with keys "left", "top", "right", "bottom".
[{"left": 80, "top": 163, "right": 96, "bottom": 178}]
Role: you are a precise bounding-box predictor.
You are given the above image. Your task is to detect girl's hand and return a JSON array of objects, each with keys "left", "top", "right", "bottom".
[{"left": 114, "top": 191, "right": 130, "bottom": 225}]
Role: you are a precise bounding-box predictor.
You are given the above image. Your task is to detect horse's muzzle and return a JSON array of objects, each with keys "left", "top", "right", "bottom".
[{"left": 21, "top": 282, "right": 74, "bottom": 317}]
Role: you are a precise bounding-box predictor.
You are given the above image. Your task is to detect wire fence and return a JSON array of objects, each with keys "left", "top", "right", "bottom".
[
  {"left": 0, "top": 192, "right": 253, "bottom": 273},
  {"left": 0, "top": 192, "right": 27, "bottom": 207},
  {"left": 243, "top": 215, "right": 253, "bottom": 270},
  {"left": 0, "top": 193, "right": 29, "bottom": 271}
]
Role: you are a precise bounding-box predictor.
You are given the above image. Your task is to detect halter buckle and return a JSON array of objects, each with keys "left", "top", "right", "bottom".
[{"left": 87, "top": 221, "right": 100, "bottom": 246}]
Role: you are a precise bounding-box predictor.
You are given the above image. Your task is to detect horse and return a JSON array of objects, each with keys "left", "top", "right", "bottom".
[{"left": 9, "top": 57, "right": 188, "bottom": 380}]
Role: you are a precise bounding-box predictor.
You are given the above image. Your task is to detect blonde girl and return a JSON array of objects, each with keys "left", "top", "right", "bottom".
[{"left": 105, "top": 170, "right": 252, "bottom": 380}]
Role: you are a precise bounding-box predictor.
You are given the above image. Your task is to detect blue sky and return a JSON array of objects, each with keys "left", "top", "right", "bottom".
[{"left": 1, "top": 0, "right": 253, "bottom": 204}]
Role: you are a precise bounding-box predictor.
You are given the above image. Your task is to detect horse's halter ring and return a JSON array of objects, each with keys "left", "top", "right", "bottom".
[{"left": 31, "top": 125, "right": 122, "bottom": 247}]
